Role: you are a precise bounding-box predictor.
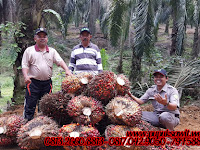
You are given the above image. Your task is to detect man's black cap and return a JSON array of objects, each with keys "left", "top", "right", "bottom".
[
  {"left": 153, "top": 69, "right": 167, "bottom": 77},
  {"left": 35, "top": 28, "right": 47, "bottom": 35},
  {"left": 80, "top": 27, "right": 90, "bottom": 34}
]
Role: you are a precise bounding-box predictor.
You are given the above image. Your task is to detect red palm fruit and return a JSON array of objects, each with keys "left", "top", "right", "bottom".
[
  {"left": 67, "top": 95, "right": 105, "bottom": 125},
  {"left": 0, "top": 117, "right": 15, "bottom": 146},
  {"left": 40, "top": 91, "right": 73, "bottom": 126},
  {"left": 62, "top": 75, "right": 86, "bottom": 95},
  {"left": 76, "top": 72, "right": 94, "bottom": 94},
  {"left": 105, "top": 124, "right": 141, "bottom": 140},
  {"left": 0, "top": 135, "right": 15, "bottom": 146},
  {"left": 6, "top": 115, "right": 26, "bottom": 137},
  {"left": 115, "top": 74, "right": 130, "bottom": 96},
  {"left": 59, "top": 123, "right": 100, "bottom": 150},
  {"left": 0, "top": 117, "right": 7, "bottom": 135},
  {"left": 135, "top": 120, "right": 159, "bottom": 131},
  {"left": 17, "top": 116, "right": 59, "bottom": 150},
  {"left": 86, "top": 71, "right": 117, "bottom": 105},
  {"left": 105, "top": 125, "right": 147, "bottom": 150},
  {"left": 106, "top": 96, "right": 142, "bottom": 126}
]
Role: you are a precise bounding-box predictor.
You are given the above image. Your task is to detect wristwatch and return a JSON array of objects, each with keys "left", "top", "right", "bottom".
[{"left": 164, "top": 101, "right": 170, "bottom": 106}]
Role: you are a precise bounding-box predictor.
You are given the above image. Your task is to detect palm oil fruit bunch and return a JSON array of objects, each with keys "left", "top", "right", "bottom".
[
  {"left": 59, "top": 123, "right": 100, "bottom": 138},
  {"left": 86, "top": 71, "right": 117, "bottom": 104},
  {"left": 5, "top": 115, "right": 26, "bottom": 139},
  {"left": 59, "top": 123, "right": 100, "bottom": 150},
  {"left": 67, "top": 95, "right": 105, "bottom": 125},
  {"left": 0, "top": 117, "right": 15, "bottom": 146},
  {"left": 135, "top": 120, "right": 158, "bottom": 131},
  {"left": 115, "top": 74, "right": 130, "bottom": 96},
  {"left": 17, "top": 116, "right": 58, "bottom": 150},
  {"left": 61, "top": 75, "right": 82, "bottom": 95},
  {"left": 0, "top": 115, "right": 26, "bottom": 146},
  {"left": 40, "top": 91, "right": 73, "bottom": 126},
  {"left": 76, "top": 72, "right": 94, "bottom": 94},
  {"left": 105, "top": 125, "right": 145, "bottom": 150},
  {"left": 105, "top": 124, "right": 141, "bottom": 139},
  {"left": 106, "top": 96, "right": 142, "bottom": 126}
]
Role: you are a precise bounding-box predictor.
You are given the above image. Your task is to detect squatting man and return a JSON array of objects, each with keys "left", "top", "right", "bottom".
[{"left": 129, "top": 69, "right": 180, "bottom": 131}]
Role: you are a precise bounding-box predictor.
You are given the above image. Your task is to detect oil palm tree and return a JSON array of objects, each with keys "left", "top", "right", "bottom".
[
  {"left": 192, "top": 0, "right": 200, "bottom": 58},
  {"left": 170, "top": 0, "right": 186, "bottom": 56}
]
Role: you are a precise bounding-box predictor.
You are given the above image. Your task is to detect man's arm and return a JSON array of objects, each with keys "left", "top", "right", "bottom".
[
  {"left": 22, "top": 68, "right": 31, "bottom": 84},
  {"left": 22, "top": 49, "right": 31, "bottom": 84},
  {"left": 68, "top": 50, "right": 76, "bottom": 74},
  {"left": 128, "top": 92, "right": 145, "bottom": 105},
  {"left": 59, "top": 61, "right": 72, "bottom": 76},
  {"left": 96, "top": 47, "right": 103, "bottom": 73},
  {"left": 166, "top": 103, "right": 177, "bottom": 110}
]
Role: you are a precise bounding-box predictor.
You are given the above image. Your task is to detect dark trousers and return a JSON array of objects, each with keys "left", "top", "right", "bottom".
[{"left": 24, "top": 78, "right": 52, "bottom": 121}]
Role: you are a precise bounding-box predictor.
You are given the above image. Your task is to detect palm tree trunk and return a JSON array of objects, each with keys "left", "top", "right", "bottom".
[
  {"left": 192, "top": 26, "right": 200, "bottom": 58},
  {"left": 165, "top": 18, "right": 169, "bottom": 34},
  {"left": 117, "top": 37, "right": 124, "bottom": 73},
  {"left": 12, "top": 0, "right": 46, "bottom": 104},
  {"left": 0, "top": 3, "right": 2, "bottom": 46},
  {"left": 129, "top": 49, "right": 141, "bottom": 86},
  {"left": 2, "top": 0, "right": 16, "bottom": 22},
  {"left": 170, "top": 11, "right": 177, "bottom": 56},
  {"left": 88, "top": 0, "right": 98, "bottom": 35}
]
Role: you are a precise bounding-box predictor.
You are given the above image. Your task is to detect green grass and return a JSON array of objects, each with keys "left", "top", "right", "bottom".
[
  {"left": 51, "top": 65, "right": 66, "bottom": 93},
  {"left": 0, "top": 65, "right": 66, "bottom": 110},
  {"left": 0, "top": 75, "right": 14, "bottom": 108}
]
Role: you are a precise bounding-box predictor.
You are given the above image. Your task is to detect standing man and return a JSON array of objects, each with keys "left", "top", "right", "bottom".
[
  {"left": 129, "top": 69, "right": 180, "bottom": 130},
  {"left": 22, "top": 28, "right": 72, "bottom": 121},
  {"left": 68, "top": 27, "right": 103, "bottom": 75}
]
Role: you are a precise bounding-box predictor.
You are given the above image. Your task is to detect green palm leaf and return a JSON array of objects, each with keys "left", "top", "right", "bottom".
[
  {"left": 43, "top": 9, "right": 65, "bottom": 37},
  {"left": 134, "top": 0, "right": 154, "bottom": 57},
  {"left": 109, "top": 0, "right": 127, "bottom": 47}
]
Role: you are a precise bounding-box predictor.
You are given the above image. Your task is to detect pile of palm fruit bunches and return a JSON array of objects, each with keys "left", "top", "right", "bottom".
[{"left": 0, "top": 71, "right": 187, "bottom": 150}]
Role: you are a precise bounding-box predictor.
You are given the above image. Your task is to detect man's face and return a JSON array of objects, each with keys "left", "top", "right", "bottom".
[
  {"left": 34, "top": 32, "right": 48, "bottom": 47},
  {"left": 80, "top": 31, "right": 92, "bottom": 45},
  {"left": 153, "top": 73, "right": 168, "bottom": 87}
]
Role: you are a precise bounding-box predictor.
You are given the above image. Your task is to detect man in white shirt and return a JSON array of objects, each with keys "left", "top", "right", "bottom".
[{"left": 22, "top": 28, "right": 72, "bottom": 121}]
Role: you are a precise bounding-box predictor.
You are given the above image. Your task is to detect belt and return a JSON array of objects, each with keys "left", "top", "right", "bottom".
[
  {"left": 31, "top": 78, "right": 51, "bottom": 82},
  {"left": 175, "top": 114, "right": 179, "bottom": 118}
]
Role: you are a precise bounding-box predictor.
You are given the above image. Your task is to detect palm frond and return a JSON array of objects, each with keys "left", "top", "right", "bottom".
[
  {"left": 168, "top": 59, "right": 200, "bottom": 90},
  {"left": 134, "top": 0, "right": 154, "bottom": 57},
  {"left": 100, "top": 11, "right": 110, "bottom": 36},
  {"left": 43, "top": 9, "right": 65, "bottom": 37},
  {"left": 109, "top": 0, "right": 127, "bottom": 47}
]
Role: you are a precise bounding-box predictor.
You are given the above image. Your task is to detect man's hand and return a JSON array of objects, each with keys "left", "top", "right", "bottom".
[
  {"left": 65, "top": 70, "right": 72, "bottom": 76},
  {"left": 127, "top": 91, "right": 145, "bottom": 105},
  {"left": 24, "top": 76, "right": 31, "bottom": 84},
  {"left": 154, "top": 93, "right": 168, "bottom": 105}
]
